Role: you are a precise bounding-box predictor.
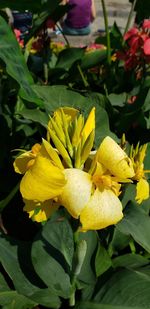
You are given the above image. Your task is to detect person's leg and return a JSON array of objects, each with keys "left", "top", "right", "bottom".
[{"left": 62, "top": 23, "right": 91, "bottom": 35}]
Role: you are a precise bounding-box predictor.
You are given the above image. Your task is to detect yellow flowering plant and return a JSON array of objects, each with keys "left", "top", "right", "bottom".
[
  {"left": 12, "top": 106, "right": 150, "bottom": 308},
  {"left": 14, "top": 106, "right": 148, "bottom": 232}
]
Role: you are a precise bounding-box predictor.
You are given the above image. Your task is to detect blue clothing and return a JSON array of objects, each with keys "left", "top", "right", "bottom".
[{"left": 63, "top": 22, "right": 91, "bottom": 35}]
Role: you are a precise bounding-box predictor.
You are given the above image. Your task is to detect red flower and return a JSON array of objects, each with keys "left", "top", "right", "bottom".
[
  {"left": 142, "top": 19, "right": 150, "bottom": 30},
  {"left": 143, "top": 38, "right": 150, "bottom": 55},
  {"left": 14, "top": 29, "right": 24, "bottom": 47},
  {"left": 124, "top": 27, "right": 138, "bottom": 41},
  {"left": 127, "top": 95, "right": 137, "bottom": 104}
]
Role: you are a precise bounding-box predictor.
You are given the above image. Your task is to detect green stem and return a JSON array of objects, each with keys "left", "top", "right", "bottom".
[
  {"left": 0, "top": 182, "right": 20, "bottom": 211},
  {"left": 56, "top": 23, "right": 70, "bottom": 47},
  {"left": 129, "top": 239, "right": 136, "bottom": 254},
  {"left": 123, "top": 0, "right": 137, "bottom": 36},
  {"left": 77, "top": 64, "right": 89, "bottom": 88},
  {"left": 101, "top": 0, "right": 111, "bottom": 65}
]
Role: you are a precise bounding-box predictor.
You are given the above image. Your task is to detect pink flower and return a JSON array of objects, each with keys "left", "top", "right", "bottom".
[
  {"left": 142, "top": 19, "right": 150, "bottom": 30},
  {"left": 14, "top": 29, "right": 24, "bottom": 47},
  {"left": 124, "top": 27, "right": 139, "bottom": 41},
  {"left": 143, "top": 38, "right": 150, "bottom": 55}
]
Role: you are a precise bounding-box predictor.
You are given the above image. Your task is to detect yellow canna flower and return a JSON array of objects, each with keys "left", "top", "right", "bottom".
[
  {"left": 59, "top": 168, "right": 92, "bottom": 218},
  {"left": 97, "top": 136, "right": 135, "bottom": 179},
  {"left": 15, "top": 140, "right": 66, "bottom": 202},
  {"left": 80, "top": 188, "right": 123, "bottom": 231},
  {"left": 20, "top": 155, "right": 66, "bottom": 201},
  {"left": 47, "top": 107, "right": 95, "bottom": 169},
  {"left": 14, "top": 107, "right": 133, "bottom": 229},
  {"left": 13, "top": 143, "right": 41, "bottom": 174},
  {"left": 130, "top": 143, "right": 150, "bottom": 203},
  {"left": 23, "top": 199, "right": 59, "bottom": 222},
  {"left": 59, "top": 166, "right": 123, "bottom": 231},
  {"left": 81, "top": 107, "right": 95, "bottom": 142},
  {"left": 136, "top": 178, "right": 149, "bottom": 204}
]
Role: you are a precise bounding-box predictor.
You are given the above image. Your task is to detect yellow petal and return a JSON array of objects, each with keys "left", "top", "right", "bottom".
[
  {"left": 97, "top": 136, "right": 135, "bottom": 179},
  {"left": 72, "top": 114, "right": 84, "bottom": 147},
  {"left": 81, "top": 130, "right": 95, "bottom": 165},
  {"left": 13, "top": 143, "right": 41, "bottom": 174},
  {"left": 13, "top": 151, "right": 35, "bottom": 174},
  {"left": 23, "top": 199, "right": 59, "bottom": 222},
  {"left": 59, "top": 168, "right": 92, "bottom": 218},
  {"left": 41, "top": 138, "right": 64, "bottom": 169},
  {"left": 136, "top": 178, "right": 149, "bottom": 204},
  {"left": 54, "top": 107, "right": 78, "bottom": 127},
  {"left": 20, "top": 155, "right": 66, "bottom": 201},
  {"left": 80, "top": 188, "right": 123, "bottom": 231},
  {"left": 81, "top": 107, "right": 95, "bottom": 141}
]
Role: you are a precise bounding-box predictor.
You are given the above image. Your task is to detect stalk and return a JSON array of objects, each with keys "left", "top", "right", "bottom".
[
  {"left": 123, "top": 0, "right": 137, "bottom": 35},
  {"left": 0, "top": 182, "right": 20, "bottom": 211},
  {"left": 101, "top": 0, "right": 111, "bottom": 65}
]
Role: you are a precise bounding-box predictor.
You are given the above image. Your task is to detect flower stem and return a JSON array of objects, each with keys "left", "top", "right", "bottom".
[
  {"left": 77, "top": 64, "right": 89, "bottom": 88},
  {"left": 0, "top": 182, "right": 20, "bottom": 211},
  {"left": 129, "top": 239, "right": 136, "bottom": 254},
  {"left": 123, "top": 0, "right": 137, "bottom": 36},
  {"left": 101, "top": 0, "right": 111, "bottom": 65}
]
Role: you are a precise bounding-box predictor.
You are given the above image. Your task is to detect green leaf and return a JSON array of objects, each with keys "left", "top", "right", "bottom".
[
  {"left": 17, "top": 108, "right": 49, "bottom": 128},
  {"left": 81, "top": 49, "right": 107, "bottom": 70},
  {"left": 42, "top": 216, "right": 74, "bottom": 268},
  {"left": 117, "top": 202, "right": 150, "bottom": 252},
  {"left": 76, "top": 302, "right": 147, "bottom": 309},
  {"left": 56, "top": 48, "right": 85, "bottom": 70},
  {"left": 95, "top": 244, "right": 112, "bottom": 277},
  {"left": 0, "top": 291, "right": 36, "bottom": 309},
  {"left": 113, "top": 253, "right": 149, "bottom": 269},
  {"left": 108, "top": 93, "right": 127, "bottom": 107},
  {"left": 109, "top": 228, "right": 131, "bottom": 253},
  {"left": 31, "top": 217, "right": 72, "bottom": 298},
  {"left": 78, "top": 231, "right": 98, "bottom": 284},
  {"left": 0, "top": 16, "right": 42, "bottom": 106},
  {"left": 0, "top": 234, "right": 60, "bottom": 307},
  {"left": 94, "top": 267, "right": 150, "bottom": 308}
]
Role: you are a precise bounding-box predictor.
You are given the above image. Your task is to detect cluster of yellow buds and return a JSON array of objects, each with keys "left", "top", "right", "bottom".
[
  {"left": 13, "top": 107, "right": 150, "bottom": 231},
  {"left": 50, "top": 41, "right": 66, "bottom": 55}
]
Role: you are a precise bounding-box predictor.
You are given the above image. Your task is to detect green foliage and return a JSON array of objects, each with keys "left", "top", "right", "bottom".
[
  {"left": 0, "top": 16, "right": 42, "bottom": 106},
  {"left": 1, "top": 1, "right": 150, "bottom": 308}
]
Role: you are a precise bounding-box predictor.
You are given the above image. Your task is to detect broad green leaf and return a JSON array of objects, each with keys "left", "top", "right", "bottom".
[
  {"left": 56, "top": 48, "right": 85, "bottom": 70},
  {"left": 113, "top": 253, "right": 149, "bottom": 269},
  {"left": 121, "top": 184, "right": 136, "bottom": 208},
  {"left": 31, "top": 218, "right": 72, "bottom": 298},
  {"left": 16, "top": 108, "right": 49, "bottom": 128},
  {"left": 81, "top": 49, "right": 107, "bottom": 70},
  {"left": 32, "top": 85, "right": 111, "bottom": 146},
  {"left": 117, "top": 202, "right": 150, "bottom": 252},
  {"left": 108, "top": 93, "right": 127, "bottom": 107},
  {"left": 109, "top": 228, "right": 131, "bottom": 253},
  {"left": 95, "top": 244, "right": 112, "bottom": 277},
  {"left": 76, "top": 302, "right": 149, "bottom": 309},
  {"left": 76, "top": 303, "right": 146, "bottom": 309},
  {"left": 42, "top": 216, "right": 74, "bottom": 268},
  {"left": 109, "top": 22, "right": 123, "bottom": 49},
  {"left": 94, "top": 267, "right": 150, "bottom": 308},
  {"left": 78, "top": 231, "right": 98, "bottom": 284},
  {"left": 0, "top": 234, "right": 60, "bottom": 307},
  {"left": 0, "top": 16, "right": 42, "bottom": 106},
  {"left": 0, "top": 291, "right": 36, "bottom": 309}
]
